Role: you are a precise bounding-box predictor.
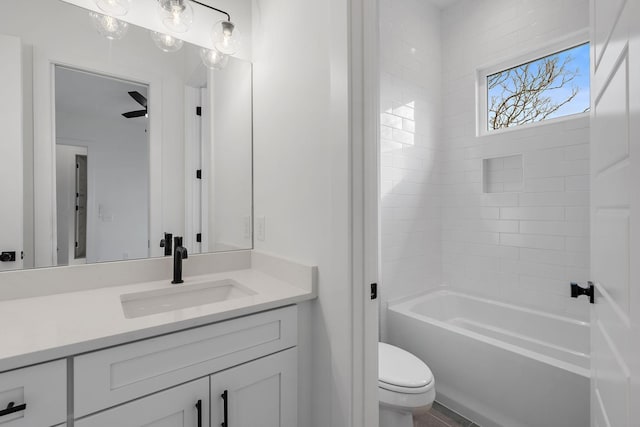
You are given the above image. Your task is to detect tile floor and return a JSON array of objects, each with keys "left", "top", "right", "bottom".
[{"left": 414, "top": 402, "right": 479, "bottom": 427}]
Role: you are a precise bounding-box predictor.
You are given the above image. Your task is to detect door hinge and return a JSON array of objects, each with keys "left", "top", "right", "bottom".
[
  {"left": 196, "top": 169, "right": 202, "bottom": 179},
  {"left": 570, "top": 281, "right": 594, "bottom": 304},
  {"left": 370, "top": 283, "right": 378, "bottom": 300},
  {"left": 196, "top": 106, "right": 202, "bottom": 116}
]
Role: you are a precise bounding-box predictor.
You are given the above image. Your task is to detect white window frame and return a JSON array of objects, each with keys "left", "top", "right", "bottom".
[{"left": 476, "top": 29, "right": 590, "bottom": 137}]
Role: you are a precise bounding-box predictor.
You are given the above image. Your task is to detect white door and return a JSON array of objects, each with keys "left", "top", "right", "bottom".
[
  {"left": 590, "top": 0, "right": 640, "bottom": 426},
  {"left": 75, "top": 378, "right": 208, "bottom": 427},
  {"left": 0, "top": 34, "right": 23, "bottom": 271},
  {"left": 210, "top": 348, "right": 297, "bottom": 427}
]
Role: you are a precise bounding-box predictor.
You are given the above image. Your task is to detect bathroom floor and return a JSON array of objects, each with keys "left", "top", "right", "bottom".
[{"left": 414, "top": 402, "right": 479, "bottom": 427}]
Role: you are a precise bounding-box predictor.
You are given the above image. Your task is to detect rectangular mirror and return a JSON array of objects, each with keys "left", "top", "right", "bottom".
[{"left": 0, "top": 0, "right": 253, "bottom": 272}]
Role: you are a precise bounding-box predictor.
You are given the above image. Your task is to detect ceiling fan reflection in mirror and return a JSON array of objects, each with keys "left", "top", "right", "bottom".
[{"left": 122, "top": 91, "right": 148, "bottom": 118}]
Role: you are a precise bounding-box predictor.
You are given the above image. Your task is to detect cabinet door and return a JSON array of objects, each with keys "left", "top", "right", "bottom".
[
  {"left": 0, "top": 360, "right": 66, "bottom": 427},
  {"left": 75, "top": 378, "right": 208, "bottom": 427},
  {"left": 210, "top": 348, "right": 297, "bottom": 427}
]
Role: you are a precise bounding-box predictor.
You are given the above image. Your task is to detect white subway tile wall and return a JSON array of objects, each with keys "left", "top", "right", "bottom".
[
  {"left": 441, "top": 0, "right": 590, "bottom": 319},
  {"left": 379, "top": 0, "right": 443, "bottom": 339}
]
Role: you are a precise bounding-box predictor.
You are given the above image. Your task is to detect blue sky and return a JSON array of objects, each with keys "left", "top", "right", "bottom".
[{"left": 488, "top": 43, "right": 590, "bottom": 127}]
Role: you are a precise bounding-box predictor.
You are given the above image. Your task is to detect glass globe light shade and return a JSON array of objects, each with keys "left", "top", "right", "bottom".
[
  {"left": 95, "top": 0, "right": 131, "bottom": 16},
  {"left": 157, "top": 0, "right": 193, "bottom": 33},
  {"left": 200, "top": 48, "right": 229, "bottom": 70},
  {"left": 211, "top": 20, "right": 240, "bottom": 55},
  {"left": 89, "top": 12, "right": 129, "bottom": 40},
  {"left": 151, "top": 31, "right": 184, "bottom": 52}
]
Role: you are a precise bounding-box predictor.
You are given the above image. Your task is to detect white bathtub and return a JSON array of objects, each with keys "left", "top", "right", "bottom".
[{"left": 387, "top": 288, "right": 590, "bottom": 427}]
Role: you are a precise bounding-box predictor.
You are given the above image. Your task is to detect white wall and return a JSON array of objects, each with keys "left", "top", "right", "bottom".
[
  {"left": 251, "top": 0, "right": 352, "bottom": 425},
  {"left": 379, "top": 0, "right": 442, "bottom": 339},
  {"left": 56, "top": 113, "right": 149, "bottom": 264},
  {"left": 440, "top": 0, "right": 591, "bottom": 319},
  {"left": 210, "top": 60, "right": 253, "bottom": 250}
]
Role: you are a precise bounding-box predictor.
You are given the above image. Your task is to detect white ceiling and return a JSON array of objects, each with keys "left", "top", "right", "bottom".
[{"left": 55, "top": 67, "right": 148, "bottom": 122}]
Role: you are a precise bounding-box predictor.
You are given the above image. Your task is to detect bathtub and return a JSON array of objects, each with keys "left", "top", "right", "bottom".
[{"left": 387, "top": 288, "right": 590, "bottom": 427}]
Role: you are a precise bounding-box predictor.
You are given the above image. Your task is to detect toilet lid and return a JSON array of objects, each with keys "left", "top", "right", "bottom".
[{"left": 378, "top": 342, "right": 433, "bottom": 391}]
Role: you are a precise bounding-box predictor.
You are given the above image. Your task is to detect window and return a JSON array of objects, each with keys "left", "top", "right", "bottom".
[{"left": 484, "top": 42, "right": 590, "bottom": 131}]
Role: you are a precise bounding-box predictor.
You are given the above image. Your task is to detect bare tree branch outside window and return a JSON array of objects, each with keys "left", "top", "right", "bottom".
[{"left": 487, "top": 43, "right": 590, "bottom": 130}]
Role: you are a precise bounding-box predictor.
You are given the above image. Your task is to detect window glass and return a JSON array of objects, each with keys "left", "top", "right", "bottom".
[{"left": 487, "top": 43, "right": 590, "bottom": 130}]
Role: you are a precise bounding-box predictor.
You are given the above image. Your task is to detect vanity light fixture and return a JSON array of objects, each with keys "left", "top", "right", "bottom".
[
  {"left": 90, "top": 0, "right": 240, "bottom": 69},
  {"left": 157, "top": 0, "right": 194, "bottom": 33},
  {"left": 200, "top": 47, "right": 228, "bottom": 70},
  {"left": 151, "top": 31, "right": 184, "bottom": 52},
  {"left": 95, "top": 0, "right": 131, "bottom": 16},
  {"left": 190, "top": 1, "right": 239, "bottom": 69},
  {"left": 89, "top": 11, "right": 129, "bottom": 40},
  {"left": 211, "top": 20, "right": 240, "bottom": 55},
  {"left": 155, "top": 0, "right": 239, "bottom": 69}
]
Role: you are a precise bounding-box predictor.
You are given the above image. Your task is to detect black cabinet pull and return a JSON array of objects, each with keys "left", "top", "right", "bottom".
[
  {"left": 0, "top": 401, "right": 27, "bottom": 417},
  {"left": 195, "top": 399, "right": 202, "bottom": 427},
  {"left": 221, "top": 390, "right": 228, "bottom": 427}
]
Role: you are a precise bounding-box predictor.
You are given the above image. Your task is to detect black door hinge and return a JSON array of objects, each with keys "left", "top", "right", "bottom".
[
  {"left": 196, "top": 233, "right": 202, "bottom": 243},
  {"left": 570, "top": 281, "right": 595, "bottom": 304},
  {"left": 196, "top": 106, "right": 202, "bottom": 116},
  {"left": 196, "top": 169, "right": 202, "bottom": 179},
  {"left": 370, "top": 283, "right": 378, "bottom": 300}
]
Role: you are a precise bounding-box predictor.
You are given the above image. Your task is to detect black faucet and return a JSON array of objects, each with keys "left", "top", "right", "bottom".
[
  {"left": 172, "top": 236, "right": 188, "bottom": 284},
  {"left": 160, "top": 232, "right": 173, "bottom": 256}
]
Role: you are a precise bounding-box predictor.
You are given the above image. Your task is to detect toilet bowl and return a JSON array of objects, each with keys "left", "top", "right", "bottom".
[{"left": 378, "top": 342, "right": 435, "bottom": 427}]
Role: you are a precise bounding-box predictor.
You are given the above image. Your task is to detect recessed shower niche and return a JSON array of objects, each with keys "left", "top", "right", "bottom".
[{"left": 482, "top": 154, "right": 523, "bottom": 193}]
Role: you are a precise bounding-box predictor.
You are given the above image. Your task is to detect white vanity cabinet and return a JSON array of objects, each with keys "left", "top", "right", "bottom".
[
  {"left": 73, "top": 305, "right": 298, "bottom": 426},
  {"left": 210, "top": 347, "right": 298, "bottom": 427},
  {"left": 75, "top": 378, "right": 209, "bottom": 427},
  {"left": 0, "top": 360, "right": 66, "bottom": 427}
]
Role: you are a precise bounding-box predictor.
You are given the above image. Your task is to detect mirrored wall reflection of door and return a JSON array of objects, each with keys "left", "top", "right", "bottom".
[
  {"left": 55, "top": 66, "right": 150, "bottom": 265},
  {"left": 56, "top": 145, "right": 87, "bottom": 266}
]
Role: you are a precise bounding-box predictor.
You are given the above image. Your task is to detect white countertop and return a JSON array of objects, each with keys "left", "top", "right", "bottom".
[{"left": 0, "top": 267, "right": 315, "bottom": 373}]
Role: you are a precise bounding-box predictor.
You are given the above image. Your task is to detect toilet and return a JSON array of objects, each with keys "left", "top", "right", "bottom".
[{"left": 378, "top": 342, "right": 435, "bottom": 427}]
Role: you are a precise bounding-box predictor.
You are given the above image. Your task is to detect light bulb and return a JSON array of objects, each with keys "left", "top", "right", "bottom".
[
  {"left": 95, "top": 0, "right": 131, "bottom": 16},
  {"left": 200, "top": 48, "right": 228, "bottom": 70},
  {"left": 157, "top": 0, "right": 193, "bottom": 33},
  {"left": 89, "top": 11, "right": 129, "bottom": 40},
  {"left": 151, "top": 31, "right": 184, "bottom": 52},
  {"left": 211, "top": 20, "right": 240, "bottom": 55}
]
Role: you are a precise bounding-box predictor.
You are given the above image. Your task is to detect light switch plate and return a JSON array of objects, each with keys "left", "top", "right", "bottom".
[
  {"left": 256, "top": 216, "right": 266, "bottom": 241},
  {"left": 243, "top": 216, "right": 252, "bottom": 239}
]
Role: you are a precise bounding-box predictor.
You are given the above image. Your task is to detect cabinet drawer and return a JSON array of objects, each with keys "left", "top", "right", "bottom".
[
  {"left": 0, "top": 360, "right": 66, "bottom": 426},
  {"left": 74, "top": 305, "right": 297, "bottom": 417},
  {"left": 75, "top": 377, "right": 208, "bottom": 427}
]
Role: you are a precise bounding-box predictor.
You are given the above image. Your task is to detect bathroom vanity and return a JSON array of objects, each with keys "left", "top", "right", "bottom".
[{"left": 0, "top": 251, "right": 316, "bottom": 427}]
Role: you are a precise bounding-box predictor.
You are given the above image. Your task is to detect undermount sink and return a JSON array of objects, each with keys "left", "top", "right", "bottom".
[{"left": 120, "top": 279, "right": 257, "bottom": 319}]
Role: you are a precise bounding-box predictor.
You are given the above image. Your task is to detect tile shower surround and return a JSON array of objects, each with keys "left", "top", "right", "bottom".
[{"left": 381, "top": 0, "right": 590, "bottom": 324}]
